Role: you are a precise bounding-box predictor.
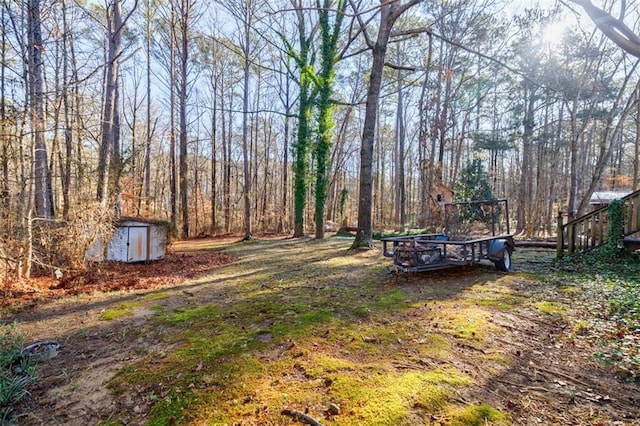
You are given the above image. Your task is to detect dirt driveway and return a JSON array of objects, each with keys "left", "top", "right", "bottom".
[{"left": 6, "top": 237, "right": 640, "bottom": 425}]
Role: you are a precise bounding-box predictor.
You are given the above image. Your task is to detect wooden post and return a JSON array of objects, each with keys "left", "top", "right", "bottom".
[
  {"left": 568, "top": 222, "right": 575, "bottom": 254},
  {"left": 556, "top": 211, "right": 564, "bottom": 258}
]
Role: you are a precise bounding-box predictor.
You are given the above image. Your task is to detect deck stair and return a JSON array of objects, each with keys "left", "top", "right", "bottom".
[{"left": 557, "top": 189, "right": 640, "bottom": 257}]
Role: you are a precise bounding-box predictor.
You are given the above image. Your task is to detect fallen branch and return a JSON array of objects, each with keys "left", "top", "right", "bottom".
[
  {"left": 281, "top": 408, "right": 324, "bottom": 426},
  {"left": 508, "top": 311, "right": 563, "bottom": 329},
  {"left": 522, "top": 386, "right": 551, "bottom": 393},
  {"left": 530, "top": 364, "right": 591, "bottom": 388},
  {"left": 494, "top": 378, "right": 524, "bottom": 388},
  {"left": 455, "top": 340, "right": 486, "bottom": 354}
]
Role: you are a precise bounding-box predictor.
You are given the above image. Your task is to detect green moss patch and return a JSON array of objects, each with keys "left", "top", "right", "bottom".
[
  {"left": 446, "top": 404, "right": 509, "bottom": 425},
  {"left": 99, "top": 301, "right": 140, "bottom": 321},
  {"left": 535, "top": 301, "right": 567, "bottom": 316},
  {"left": 105, "top": 239, "right": 554, "bottom": 425}
]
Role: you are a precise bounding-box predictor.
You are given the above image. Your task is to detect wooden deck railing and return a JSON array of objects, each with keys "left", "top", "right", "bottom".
[{"left": 557, "top": 189, "right": 640, "bottom": 257}]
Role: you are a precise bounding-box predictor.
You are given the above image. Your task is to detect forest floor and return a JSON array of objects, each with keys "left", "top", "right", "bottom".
[{"left": 3, "top": 236, "right": 640, "bottom": 425}]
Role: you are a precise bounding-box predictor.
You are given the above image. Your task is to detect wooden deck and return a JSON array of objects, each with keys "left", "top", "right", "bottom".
[{"left": 557, "top": 189, "right": 640, "bottom": 257}]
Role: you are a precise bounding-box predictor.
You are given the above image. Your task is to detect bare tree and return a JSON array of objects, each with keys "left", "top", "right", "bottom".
[
  {"left": 217, "top": 0, "right": 266, "bottom": 240},
  {"left": 28, "top": 0, "right": 54, "bottom": 218},
  {"left": 175, "top": 0, "right": 200, "bottom": 239},
  {"left": 351, "top": 0, "right": 422, "bottom": 250},
  {"left": 96, "top": 0, "right": 138, "bottom": 213},
  {"left": 0, "top": 4, "right": 9, "bottom": 221},
  {"left": 567, "top": 0, "right": 640, "bottom": 58},
  {"left": 96, "top": 0, "right": 123, "bottom": 206}
]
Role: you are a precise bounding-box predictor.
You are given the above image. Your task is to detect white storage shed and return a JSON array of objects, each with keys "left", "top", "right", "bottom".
[{"left": 87, "top": 217, "right": 169, "bottom": 263}]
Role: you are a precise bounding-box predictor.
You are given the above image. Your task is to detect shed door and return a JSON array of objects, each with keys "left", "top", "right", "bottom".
[{"left": 127, "top": 226, "right": 149, "bottom": 262}]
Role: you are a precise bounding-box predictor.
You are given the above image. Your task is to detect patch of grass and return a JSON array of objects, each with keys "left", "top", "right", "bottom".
[
  {"left": 346, "top": 289, "right": 410, "bottom": 322},
  {"left": 161, "top": 305, "right": 222, "bottom": 326},
  {"left": 558, "top": 285, "right": 581, "bottom": 295},
  {"left": 572, "top": 320, "right": 590, "bottom": 335},
  {"left": 298, "top": 354, "right": 358, "bottom": 378},
  {"left": 416, "top": 333, "right": 451, "bottom": 357},
  {"left": 351, "top": 305, "right": 373, "bottom": 319},
  {"left": 374, "top": 290, "right": 409, "bottom": 311},
  {"left": 146, "top": 387, "right": 198, "bottom": 426},
  {"left": 446, "top": 404, "right": 509, "bottom": 425},
  {"left": 328, "top": 368, "right": 470, "bottom": 424},
  {"left": 420, "top": 367, "right": 472, "bottom": 386},
  {"left": 479, "top": 351, "right": 509, "bottom": 365},
  {"left": 0, "top": 325, "right": 37, "bottom": 422},
  {"left": 474, "top": 299, "right": 514, "bottom": 310},
  {"left": 414, "top": 385, "right": 450, "bottom": 411},
  {"left": 535, "top": 301, "right": 567, "bottom": 316},
  {"left": 108, "top": 238, "right": 524, "bottom": 424},
  {"left": 141, "top": 292, "right": 169, "bottom": 301},
  {"left": 298, "top": 310, "right": 333, "bottom": 325},
  {"left": 443, "top": 305, "right": 493, "bottom": 341},
  {"left": 99, "top": 301, "right": 140, "bottom": 321}
]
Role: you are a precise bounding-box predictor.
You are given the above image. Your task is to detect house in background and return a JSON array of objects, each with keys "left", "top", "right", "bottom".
[
  {"left": 87, "top": 217, "right": 169, "bottom": 263},
  {"left": 421, "top": 179, "right": 455, "bottom": 227}
]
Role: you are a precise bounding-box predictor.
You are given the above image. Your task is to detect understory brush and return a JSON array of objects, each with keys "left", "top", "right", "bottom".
[{"left": 558, "top": 245, "right": 640, "bottom": 381}]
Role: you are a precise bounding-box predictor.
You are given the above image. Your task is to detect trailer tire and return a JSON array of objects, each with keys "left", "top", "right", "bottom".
[{"left": 495, "top": 248, "right": 511, "bottom": 272}]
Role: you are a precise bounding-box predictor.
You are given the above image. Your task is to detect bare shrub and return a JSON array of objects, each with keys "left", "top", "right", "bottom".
[
  {"left": 1, "top": 229, "right": 37, "bottom": 277},
  {"left": 33, "top": 203, "right": 115, "bottom": 274},
  {"left": 0, "top": 236, "right": 22, "bottom": 293}
]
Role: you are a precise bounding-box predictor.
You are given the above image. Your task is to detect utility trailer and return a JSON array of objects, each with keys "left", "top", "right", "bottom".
[{"left": 381, "top": 199, "right": 515, "bottom": 278}]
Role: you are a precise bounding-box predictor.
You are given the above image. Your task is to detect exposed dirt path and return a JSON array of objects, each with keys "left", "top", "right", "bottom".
[{"left": 5, "top": 237, "right": 640, "bottom": 425}]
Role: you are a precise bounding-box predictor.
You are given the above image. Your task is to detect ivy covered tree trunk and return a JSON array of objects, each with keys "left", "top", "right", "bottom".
[
  {"left": 292, "top": 4, "right": 314, "bottom": 238},
  {"left": 313, "top": 0, "right": 345, "bottom": 240},
  {"left": 293, "top": 80, "right": 312, "bottom": 237}
]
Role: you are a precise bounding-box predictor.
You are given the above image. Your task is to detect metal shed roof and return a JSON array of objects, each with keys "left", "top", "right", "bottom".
[{"left": 590, "top": 191, "right": 631, "bottom": 204}]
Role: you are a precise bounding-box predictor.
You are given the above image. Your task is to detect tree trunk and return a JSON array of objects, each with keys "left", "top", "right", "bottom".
[
  {"left": 279, "top": 68, "right": 291, "bottom": 234},
  {"left": 576, "top": 67, "right": 640, "bottom": 215},
  {"left": 61, "top": 0, "right": 73, "bottom": 219},
  {"left": 417, "top": 34, "right": 433, "bottom": 225},
  {"left": 96, "top": 0, "right": 123, "bottom": 209},
  {"left": 169, "top": 2, "right": 177, "bottom": 227},
  {"left": 314, "top": 0, "right": 345, "bottom": 239},
  {"left": 292, "top": 3, "right": 313, "bottom": 238},
  {"left": 1, "top": 5, "right": 9, "bottom": 220},
  {"left": 143, "top": 0, "right": 153, "bottom": 213},
  {"left": 352, "top": 1, "right": 421, "bottom": 249},
  {"left": 567, "top": 97, "right": 580, "bottom": 219},
  {"left": 395, "top": 56, "right": 406, "bottom": 229},
  {"left": 178, "top": 0, "right": 191, "bottom": 239},
  {"left": 223, "top": 82, "right": 232, "bottom": 233},
  {"left": 241, "top": 4, "right": 253, "bottom": 240},
  {"left": 28, "top": 0, "right": 54, "bottom": 218},
  {"left": 211, "top": 74, "right": 218, "bottom": 234},
  {"left": 516, "top": 81, "right": 535, "bottom": 235},
  {"left": 634, "top": 88, "right": 640, "bottom": 191}
]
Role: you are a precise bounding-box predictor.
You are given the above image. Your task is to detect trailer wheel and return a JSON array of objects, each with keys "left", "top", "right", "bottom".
[{"left": 495, "top": 249, "right": 511, "bottom": 272}]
